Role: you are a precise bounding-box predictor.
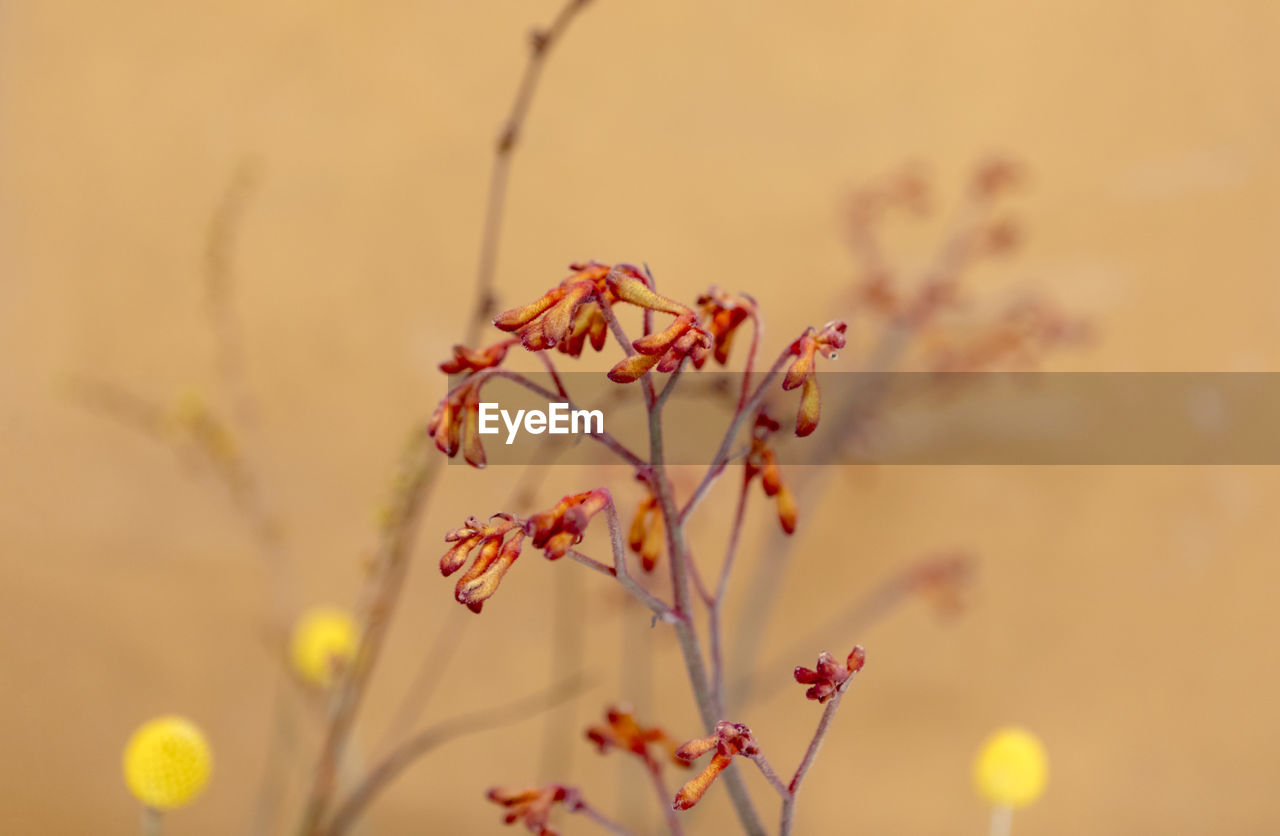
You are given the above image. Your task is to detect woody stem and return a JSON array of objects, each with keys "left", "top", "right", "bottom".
[
  {"left": 573, "top": 798, "right": 638, "bottom": 836},
  {"left": 597, "top": 503, "right": 677, "bottom": 621},
  {"left": 746, "top": 751, "right": 790, "bottom": 800},
  {"left": 645, "top": 762, "right": 685, "bottom": 836},
  {"left": 779, "top": 672, "right": 859, "bottom": 836},
  {"left": 644, "top": 365, "right": 766, "bottom": 836},
  {"left": 465, "top": 0, "right": 595, "bottom": 345},
  {"left": 709, "top": 478, "right": 751, "bottom": 715},
  {"left": 679, "top": 348, "right": 792, "bottom": 523}
]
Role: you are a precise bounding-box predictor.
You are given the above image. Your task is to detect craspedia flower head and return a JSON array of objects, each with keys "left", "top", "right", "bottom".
[
  {"left": 122, "top": 716, "right": 212, "bottom": 810},
  {"left": 290, "top": 606, "right": 359, "bottom": 688},
  {"left": 973, "top": 727, "right": 1048, "bottom": 809}
]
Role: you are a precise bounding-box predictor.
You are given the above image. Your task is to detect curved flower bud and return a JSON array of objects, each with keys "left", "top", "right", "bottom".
[
  {"left": 494, "top": 261, "right": 645, "bottom": 353},
  {"left": 794, "top": 644, "right": 866, "bottom": 703},
  {"left": 525, "top": 490, "right": 609, "bottom": 560},
  {"left": 487, "top": 784, "right": 576, "bottom": 835},
  {"left": 559, "top": 301, "right": 610, "bottom": 357},
  {"left": 627, "top": 491, "right": 664, "bottom": 572},
  {"left": 745, "top": 413, "right": 796, "bottom": 534},
  {"left": 602, "top": 270, "right": 713, "bottom": 383},
  {"left": 586, "top": 706, "right": 689, "bottom": 770},
  {"left": 672, "top": 721, "right": 758, "bottom": 811},
  {"left": 439, "top": 339, "right": 515, "bottom": 375},
  {"left": 455, "top": 529, "right": 525, "bottom": 612},
  {"left": 607, "top": 318, "right": 712, "bottom": 383},
  {"left": 782, "top": 321, "right": 847, "bottom": 437},
  {"left": 439, "top": 514, "right": 522, "bottom": 613},
  {"left": 429, "top": 377, "right": 490, "bottom": 468},
  {"left": 695, "top": 287, "right": 756, "bottom": 367}
]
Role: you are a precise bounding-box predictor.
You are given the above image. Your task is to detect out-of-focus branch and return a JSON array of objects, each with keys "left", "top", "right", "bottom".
[
  {"left": 297, "top": 431, "right": 440, "bottom": 835},
  {"left": 302, "top": 6, "right": 603, "bottom": 831},
  {"left": 734, "top": 552, "right": 973, "bottom": 706},
  {"left": 465, "top": 0, "right": 597, "bottom": 344},
  {"left": 324, "top": 672, "right": 594, "bottom": 836}
]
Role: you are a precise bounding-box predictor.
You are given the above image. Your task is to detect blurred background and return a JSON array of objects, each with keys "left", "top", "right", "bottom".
[{"left": 3, "top": 0, "right": 1280, "bottom": 833}]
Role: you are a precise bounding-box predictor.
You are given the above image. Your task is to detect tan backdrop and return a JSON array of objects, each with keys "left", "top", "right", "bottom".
[{"left": 3, "top": 1, "right": 1279, "bottom": 833}]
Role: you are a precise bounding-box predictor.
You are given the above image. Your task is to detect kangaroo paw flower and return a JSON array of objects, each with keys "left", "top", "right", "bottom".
[
  {"left": 672, "top": 722, "right": 759, "bottom": 810},
  {"left": 745, "top": 413, "right": 797, "bottom": 534},
  {"left": 494, "top": 261, "right": 646, "bottom": 354},
  {"left": 428, "top": 377, "right": 490, "bottom": 468},
  {"left": 439, "top": 514, "right": 524, "bottom": 613},
  {"left": 627, "top": 488, "right": 664, "bottom": 571},
  {"left": 794, "top": 645, "right": 866, "bottom": 703},
  {"left": 526, "top": 490, "right": 609, "bottom": 560},
  {"left": 487, "top": 784, "right": 581, "bottom": 836},
  {"left": 605, "top": 270, "right": 713, "bottom": 382},
  {"left": 439, "top": 339, "right": 516, "bottom": 375},
  {"left": 782, "top": 321, "right": 847, "bottom": 437},
  {"left": 696, "top": 286, "right": 756, "bottom": 367},
  {"left": 586, "top": 705, "right": 690, "bottom": 771}
]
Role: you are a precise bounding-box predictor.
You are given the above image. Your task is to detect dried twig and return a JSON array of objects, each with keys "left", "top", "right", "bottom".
[{"left": 465, "top": 0, "right": 597, "bottom": 344}]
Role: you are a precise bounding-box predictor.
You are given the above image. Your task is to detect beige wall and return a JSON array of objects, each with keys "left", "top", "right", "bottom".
[{"left": 3, "top": 1, "right": 1279, "bottom": 833}]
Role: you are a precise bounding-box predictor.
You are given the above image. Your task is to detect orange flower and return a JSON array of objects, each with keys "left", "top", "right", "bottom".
[
  {"left": 487, "top": 785, "right": 576, "bottom": 836},
  {"left": 672, "top": 722, "right": 759, "bottom": 811},
  {"left": 695, "top": 287, "right": 755, "bottom": 367},
  {"left": 526, "top": 490, "right": 609, "bottom": 560},
  {"left": 586, "top": 706, "right": 689, "bottom": 771},
  {"left": 494, "top": 261, "right": 645, "bottom": 353},
  {"left": 440, "top": 514, "right": 524, "bottom": 613},
  {"left": 439, "top": 339, "right": 516, "bottom": 375},
  {"left": 782, "top": 321, "right": 847, "bottom": 437},
  {"left": 744, "top": 413, "right": 796, "bottom": 534},
  {"left": 626, "top": 490, "right": 664, "bottom": 572},
  {"left": 605, "top": 270, "right": 713, "bottom": 383},
  {"left": 794, "top": 645, "right": 866, "bottom": 704},
  {"left": 428, "top": 377, "right": 489, "bottom": 468}
]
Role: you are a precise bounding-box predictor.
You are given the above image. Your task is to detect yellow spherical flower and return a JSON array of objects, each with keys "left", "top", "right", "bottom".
[
  {"left": 122, "top": 716, "right": 213, "bottom": 809},
  {"left": 973, "top": 727, "right": 1048, "bottom": 808},
  {"left": 290, "top": 606, "right": 359, "bottom": 688}
]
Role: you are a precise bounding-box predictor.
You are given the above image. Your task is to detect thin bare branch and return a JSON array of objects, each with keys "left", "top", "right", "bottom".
[
  {"left": 465, "top": 0, "right": 597, "bottom": 344},
  {"left": 298, "top": 431, "right": 440, "bottom": 835},
  {"left": 325, "top": 673, "right": 595, "bottom": 836}
]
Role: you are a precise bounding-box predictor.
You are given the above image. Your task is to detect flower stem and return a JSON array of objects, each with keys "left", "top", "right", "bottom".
[
  {"left": 989, "top": 804, "right": 1014, "bottom": 836},
  {"left": 141, "top": 808, "right": 163, "bottom": 836},
  {"left": 678, "top": 348, "right": 792, "bottom": 522},
  {"left": 297, "top": 432, "right": 439, "bottom": 836},
  {"left": 644, "top": 366, "right": 766, "bottom": 836},
  {"left": 324, "top": 674, "right": 591, "bottom": 835},
  {"left": 465, "top": 0, "right": 596, "bottom": 345},
  {"left": 645, "top": 762, "right": 685, "bottom": 836},
  {"left": 709, "top": 479, "right": 751, "bottom": 715},
  {"left": 779, "top": 672, "right": 859, "bottom": 836},
  {"left": 572, "top": 797, "right": 638, "bottom": 836}
]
